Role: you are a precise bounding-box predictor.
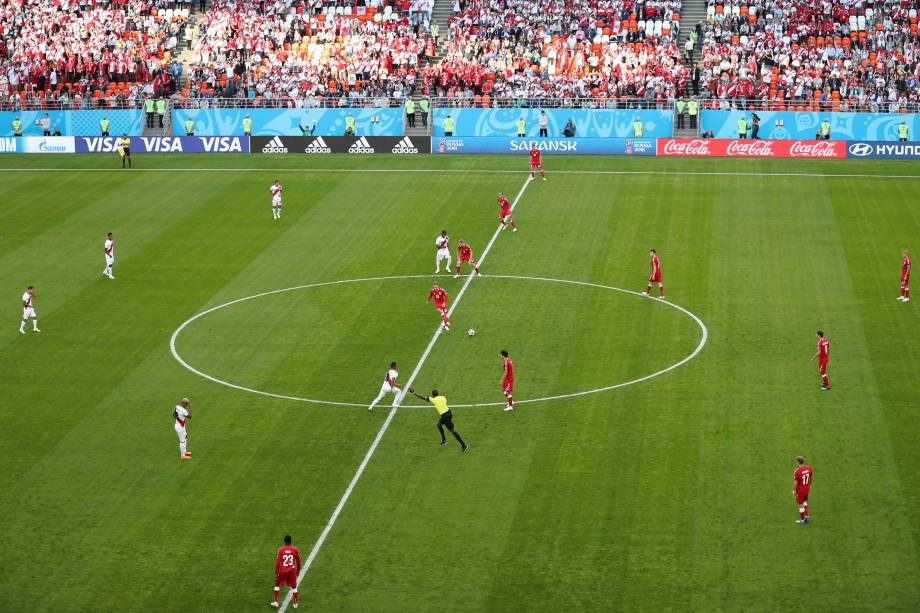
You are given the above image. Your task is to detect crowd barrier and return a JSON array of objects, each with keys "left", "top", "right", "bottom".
[
  {"left": 0, "top": 110, "right": 142, "bottom": 137},
  {"left": 172, "top": 108, "right": 403, "bottom": 137},
  {"left": 432, "top": 108, "right": 673, "bottom": 138},
  {"left": 432, "top": 137, "right": 655, "bottom": 155},
  {"left": 701, "top": 110, "right": 920, "bottom": 141}
]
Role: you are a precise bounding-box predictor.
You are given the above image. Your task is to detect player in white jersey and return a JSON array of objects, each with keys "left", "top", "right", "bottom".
[
  {"left": 435, "top": 230, "right": 451, "bottom": 274},
  {"left": 103, "top": 232, "right": 115, "bottom": 279},
  {"left": 173, "top": 397, "right": 192, "bottom": 460},
  {"left": 368, "top": 362, "right": 401, "bottom": 411},
  {"left": 270, "top": 180, "right": 283, "bottom": 220},
  {"left": 19, "top": 286, "right": 40, "bottom": 334}
]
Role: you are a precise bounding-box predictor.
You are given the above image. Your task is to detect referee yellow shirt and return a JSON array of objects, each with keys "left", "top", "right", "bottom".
[{"left": 430, "top": 396, "right": 449, "bottom": 415}]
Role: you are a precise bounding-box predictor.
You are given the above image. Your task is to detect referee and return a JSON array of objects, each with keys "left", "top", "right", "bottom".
[
  {"left": 117, "top": 134, "right": 132, "bottom": 168},
  {"left": 409, "top": 388, "right": 468, "bottom": 452}
]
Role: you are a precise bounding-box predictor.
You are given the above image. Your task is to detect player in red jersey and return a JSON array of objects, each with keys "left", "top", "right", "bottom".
[
  {"left": 811, "top": 330, "right": 830, "bottom": 390},
  {"left": 497, "top": 191, "right": 517, "bottom": 232},
  {"left": 427, "top": 282, "right": 451, "bottom": 330},
  {"left": 644, "top": 249, "right": 665, "bottom": 299},
  {"left": 529, "top": 146, "right": 545, "bottom": 181},
  {"left": 271, "top": 534, "right": 302, "bottom": 608},
  {"left": 898, "top": 249, "right": 911, "bottom": 302},
  {"left": 793, "top": 456, "right": 813, "bottom": 525},
  {"left": 500, "top": 349, "right": 514, "bottom": 411},
  {"left": 455, "top": 240, "right": 481, "bottom": 278}
]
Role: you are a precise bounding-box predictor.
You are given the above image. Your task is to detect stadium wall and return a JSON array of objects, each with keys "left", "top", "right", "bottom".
[
  {"left": 431, "top": 108, "right": 673, "bottom": 138},
  {"left": 701, "top": 110, "right": 920, "bottom": 141},
  {"left": 0, "top": 110, "right": 142, "bottom": 136},
  {"left": 171, "top": 108, "right": 403, "bottom": 137},
  {"left": 431, "top": 137, "right": 655, "bottom": 155}
]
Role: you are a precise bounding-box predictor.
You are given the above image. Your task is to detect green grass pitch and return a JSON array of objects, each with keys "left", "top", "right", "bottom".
[{"left": 1, "top": 154, "right": 919, "bottom": 612}]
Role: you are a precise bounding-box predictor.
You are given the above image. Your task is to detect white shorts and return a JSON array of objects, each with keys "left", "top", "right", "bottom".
[
  {"left": 272, "top": 196, "right": 282, "bottom": 207},
  {"left": 436, "top": 248, "right": 450, "bottom": 262},
  {"left": 175, "top": 422, "right": 187, "bottom": 443},
  {"left": 22, "top": 307, "right": 36, "bottom": 319},
  {"left": 105, "top": 255, "right": 115, "bottom": 266},
  {"left": 379, "top": 382, "right": 398, "bottom": 395}
]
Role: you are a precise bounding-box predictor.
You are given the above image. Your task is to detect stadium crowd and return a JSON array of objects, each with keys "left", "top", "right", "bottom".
[{"left": 1, "top": 0, "right": 918, "bottom": 110}]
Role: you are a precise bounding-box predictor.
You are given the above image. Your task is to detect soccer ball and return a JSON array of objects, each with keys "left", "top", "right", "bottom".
[{"left": 467, "top": 329, "right": 476, "bottom": 336}]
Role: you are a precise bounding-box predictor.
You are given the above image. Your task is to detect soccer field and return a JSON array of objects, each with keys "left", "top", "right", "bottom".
[{"left": 1, "top": 153, "right": 919, "bottom": 612}]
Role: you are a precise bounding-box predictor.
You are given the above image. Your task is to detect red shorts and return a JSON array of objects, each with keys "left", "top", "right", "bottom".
[
  {"left": 819, "top": 359, "right": 828, "bottom": 375},
  {"left": 795, "top": 490, "right": 809, "bottom": 505},
  {"left": 502, "top": 379, "right": 514, "bottom": 394},
  {"left": 902, "top": 274, "right": 910, "bottom": 287},
  {"left": 500, "top": 209, "right": 511, "bottom": 220},
  {"left": 459, "top": 253, "right": 472, "bottom": 263},
  {"left": 530, "top": 161, "right": 541, "bottom": 169},
  {"left": 275, "top": 570, "right": 297, "bottom": 588},
  {"left": 435, "top": 303, "right": 447, "bottom": 313},
  {"left": 649, "top": 272, "right": 662, "bottom": 283}
]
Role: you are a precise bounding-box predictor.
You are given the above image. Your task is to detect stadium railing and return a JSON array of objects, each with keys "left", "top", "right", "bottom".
[{"left": 697, "top": 99, "right": 920, "bottom": 114}]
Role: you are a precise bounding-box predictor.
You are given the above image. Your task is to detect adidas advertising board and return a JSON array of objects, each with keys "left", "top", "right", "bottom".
[{"left": 251, "top": 136, "right": 430, "bottom": 154}]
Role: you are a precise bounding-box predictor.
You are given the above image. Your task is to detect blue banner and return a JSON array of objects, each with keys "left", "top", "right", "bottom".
[
  {"left": 171, "top": 108, "right": 403, "bottom": 137},
  {"left": 431, "top": 137, "right": 656, "bottom": 155},
  {"left": 0, "top": 110, "right": 142, "bottom": 136},
  {"left": 432, "top": 108, "right": 672, "bottom": 138},
  {"left": 75, "top": 136, "right": 248, "bottom": 153},
  {"left": 701, "top": 110, "right": 920, "bottom": 141},
  {"left": 846, "top": 141, "right": 920, "bottom": 159}
]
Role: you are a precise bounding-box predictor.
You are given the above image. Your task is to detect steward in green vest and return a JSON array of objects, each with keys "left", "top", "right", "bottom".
[
  {"left": 737, "top": 116, "right": 748, "bottom": 139},
  {"left": 144, "top": 98, "right": 155, "bottom": 128},
  {"left": 675, "top": 99, "right": 686, "bottom": 129},
  {"left": 419, "top": 97, "right": 430, "bottom": 127},
  {"left": 11, "top": 117, "right": 22, "bottom": 136},
  {"left": 898, "top": 122, "right": 909, "bottom": 141},
  {"left": 405, "top": 98, "right": 416, "bottom": 127},
  {"left": 688, "top": 99, "right": 698, "bottom": 128},
  {"left": 431, "top": 23, "right": 439, "bottom": 44},
  {"left": 185, "top": 118, "right": 194, "bottom": 136},
  {"left": 517, "top": 117, "right": 526, "bottom": 137},
  {"left": 633, "top": 119, "right": 643, "bottom": 137},
  {"left": 100, "top": 117, "right": 110, "bottom": 136},
  {"left": 242, "top": 115, "right": 253, "bottom": 135},
  {"left": 443, "top": 115, "right": 455, "bottom": 136},
  {"left": 820, "top": 119, "right": 830, "bottom": 139},
  {"left": 344, "top": 113, "right": 356, "bottom": 136},
  {"left": 156, "top": 98, "right": 166, "bottom": 128}
]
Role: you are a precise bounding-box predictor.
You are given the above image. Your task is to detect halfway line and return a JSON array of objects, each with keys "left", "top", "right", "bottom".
[{"left": 278, "top": 174, "right": 532, "bottom": 611}]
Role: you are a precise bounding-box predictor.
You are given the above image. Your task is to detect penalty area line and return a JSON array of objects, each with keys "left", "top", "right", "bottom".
[{"left": 278, "top": 174, "right": 532, "bottom": 611}]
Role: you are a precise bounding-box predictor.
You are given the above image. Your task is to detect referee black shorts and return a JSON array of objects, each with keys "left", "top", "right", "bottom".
[{"left": 438, "top": 410, "right": 454, "bottom": 429}]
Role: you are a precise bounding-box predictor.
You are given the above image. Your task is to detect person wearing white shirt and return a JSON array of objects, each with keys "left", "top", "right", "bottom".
[
  {"left": 103, "top": 232, "right": 115, "bottom": 279},
  {"left": 173, "top": 398, "right": 192, "bottom": 460},
  {"left": 270, "top": 180, "right": 283, "bottom": 220},
  {"left": 435, "top": 230, "right": 451, "bottom": 274},
  {"left": 369, "top": 362, "right": 401, "bottom": 411},
  {"left": 19, "top": 286, "right": 40, "bottom": 334}
]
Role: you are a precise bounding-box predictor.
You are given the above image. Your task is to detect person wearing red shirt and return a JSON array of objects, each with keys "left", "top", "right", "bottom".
[
  {"left": 793, "top": 456, "right": 813, "bottom": 525},
  {"left": 426, "top": 283, "right": 451, "bottom": 330},
  {"left": 500, "top": 349, "right": 514, "bottom": 412},
  {"left": 898, "top": 249, "right": 911, "bottom": 302},
  {"left": 455, "top": 240, "right": 481, "bottom": 278},
  {"left": 811, "top": 330, "right": 830, "bottom": 390},
  {"left": 497, "top": 191, "right": 517, "bottom": 232},
  {"left": 271, "top": 535, "right": 302, "bottom": 608},
  {"left": 644, "top": 249, "right": 664, "bottom": 299},
  {"left": 529, "top": 146, "right": 545, "bottom": 181}
]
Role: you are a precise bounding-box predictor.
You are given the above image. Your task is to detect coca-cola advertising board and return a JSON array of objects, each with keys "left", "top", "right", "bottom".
[{"left": 657, "top": 139, "right": 846, "bottom": 159}]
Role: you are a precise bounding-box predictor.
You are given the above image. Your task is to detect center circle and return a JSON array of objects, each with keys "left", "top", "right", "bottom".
[{"left": 169, "top": 275, "right": 708, "bottom": 408}]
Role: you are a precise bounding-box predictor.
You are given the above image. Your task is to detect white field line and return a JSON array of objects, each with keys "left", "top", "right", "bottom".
[
  {"left": 169, "top": 275, "right": 708, "bottom": 409},
  {"left": 278, "top": 175, "right": 531, "bottom": 611},
  {"left": 3, "top": 167, "right": 920, "bottom": 179}
]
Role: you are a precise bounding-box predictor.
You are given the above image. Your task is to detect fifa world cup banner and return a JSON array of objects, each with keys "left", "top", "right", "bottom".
[
  {"left": 432, "top": 108, "right": 673, "bottom": 138},
  {"left": 0, "top": 110, "right": 143, "bottom": 136},
  {"left": 431, "top": 137, "right": 656, "bottom": 155},
  {"left": 846, "top": 141, "right": 920, "bottom": 159},
  {"left": 75, "top": 136, "right": 249, "bottom": 153},
  {"left": 700, "top": 110, "right": 920, "bottom": 141},
  {"left": 250, "top": 135, "right": 430, "bottom": 154},
  {"left": 657, "top": 138, "right": 846, "bottom": 158},
  {"left": 172, "top": 108, "right": 403, "bottom": 137}
]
